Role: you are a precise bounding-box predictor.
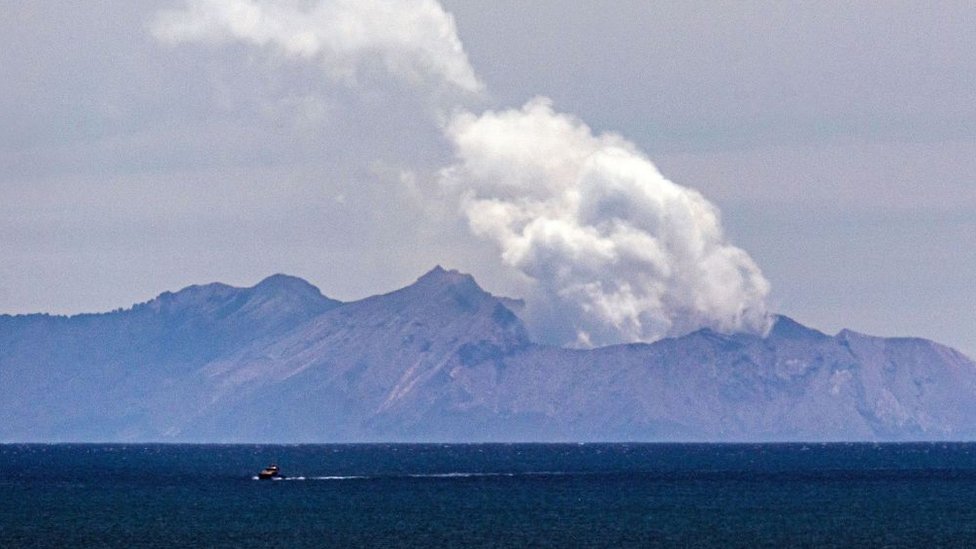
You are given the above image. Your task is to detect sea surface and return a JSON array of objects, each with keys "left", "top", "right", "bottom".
[{"left": 4, "top": 443, "right": 976, "bottom": 547}]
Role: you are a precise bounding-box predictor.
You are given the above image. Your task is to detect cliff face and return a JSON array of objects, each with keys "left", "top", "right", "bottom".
[{"left": 2, "top": 268, "right": 974, "bottom": 442}]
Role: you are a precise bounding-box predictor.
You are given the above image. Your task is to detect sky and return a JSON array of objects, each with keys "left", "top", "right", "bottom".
[{"left": 1, "top": 1, "right": 973, "bottom": 354}]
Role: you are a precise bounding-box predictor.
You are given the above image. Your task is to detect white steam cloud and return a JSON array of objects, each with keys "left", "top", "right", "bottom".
[
  {"left": 151, "top": 0, "right": 771, "bottom": 347},
  {"left": 441, "top": 98, "right": 770, "bottom": 346},
  {"left": 151, "top": 0, "right": 482, "bottom": 93}
]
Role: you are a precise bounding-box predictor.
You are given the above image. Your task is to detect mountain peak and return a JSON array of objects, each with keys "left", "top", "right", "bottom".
[
  {"left": 255, "top": 273, "right": 307, "bottom": 286},
  {"left": 359, "top": 267, "right": 529, "bottom": 346},
  {"left": 411, "top": 265, "right": 485, "bottom": 297},
  {"left": 416, "top": 265, "right": 475, "bottom": 285},
  {"left": 253, "top": 273, "right": 323, "bottom": 298},
  {"left": 140, "top": 274, "right": 340, "bottom": 321},
  {"left": 769, "top": 315, "right": 829, "bottom": 340}
]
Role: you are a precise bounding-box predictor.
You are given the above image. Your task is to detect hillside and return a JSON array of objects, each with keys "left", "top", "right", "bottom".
[{"left": 2, "top": 268, "right": 974, "bottom": 442}]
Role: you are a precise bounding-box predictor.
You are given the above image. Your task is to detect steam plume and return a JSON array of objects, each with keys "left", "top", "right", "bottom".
[
  {"left": 151, "top": 0, "right": 482, "bottom": 93},
  {"left": 441, "top": 98, "right": 770, "bottom": 346},
  {"left": 151, "top": 0, "right": 771, "bottom": 347}
]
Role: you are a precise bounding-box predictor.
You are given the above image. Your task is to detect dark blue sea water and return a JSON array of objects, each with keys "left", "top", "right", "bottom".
[{"left": 4, "top": 443, "right": 976, "bottom": 547}]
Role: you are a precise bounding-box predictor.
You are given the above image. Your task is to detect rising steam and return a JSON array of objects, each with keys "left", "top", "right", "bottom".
[
  {"left": 441, "top": 98, "right": 770, "bottom": 346},
  {"left": 152, "top": 0, "right": 771, "bottom": 347},
  {"left": 152, "top": 0, "right": 482, "bottom": 93}
]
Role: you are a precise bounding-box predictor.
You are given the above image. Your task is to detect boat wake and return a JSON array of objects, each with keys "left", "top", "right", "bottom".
[
  {"left": 253, "top": 471, "right": 572, "bottom": 481},
  {"left": 285, "top": 476, "right": 367, "bottom": 481}
]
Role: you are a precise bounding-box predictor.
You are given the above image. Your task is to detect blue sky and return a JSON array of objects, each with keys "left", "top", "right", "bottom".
[{"left": 1, "top": 1, "right": 973, "bottom": 354}]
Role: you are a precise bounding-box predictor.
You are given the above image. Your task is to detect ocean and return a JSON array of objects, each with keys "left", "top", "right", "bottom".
[{"left": 4, "top": 443, "right": 976, "bottom": 547}]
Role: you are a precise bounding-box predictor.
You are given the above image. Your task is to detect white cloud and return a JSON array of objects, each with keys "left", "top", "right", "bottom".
[
  {"left": 151, "top": 0, "right": 482, "bottom": 93},
  {"left": 150, "top": 1, "right": 772, "bottom": 348},
  {"left": 442, "top": 98, "right": 771, "bottom": 346}
]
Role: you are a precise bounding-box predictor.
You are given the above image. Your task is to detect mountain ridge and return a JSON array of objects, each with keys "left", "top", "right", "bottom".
[{"left": 2, "top": 267, "right": 974, "bottom": 442}]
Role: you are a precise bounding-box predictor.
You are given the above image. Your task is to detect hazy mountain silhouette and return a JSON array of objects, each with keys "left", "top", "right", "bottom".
[{"left": 2, "top": 268, "right": 974, "bottom": 442}]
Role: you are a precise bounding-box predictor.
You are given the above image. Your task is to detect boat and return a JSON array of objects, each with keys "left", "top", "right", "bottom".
[{"left": 258, "top": 464, "right": 282, "bottom": 480}]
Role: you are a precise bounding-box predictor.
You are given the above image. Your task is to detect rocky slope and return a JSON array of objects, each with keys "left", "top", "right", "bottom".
[{"left": 2, "top": 267, "right": 974, "bottom": 442}]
